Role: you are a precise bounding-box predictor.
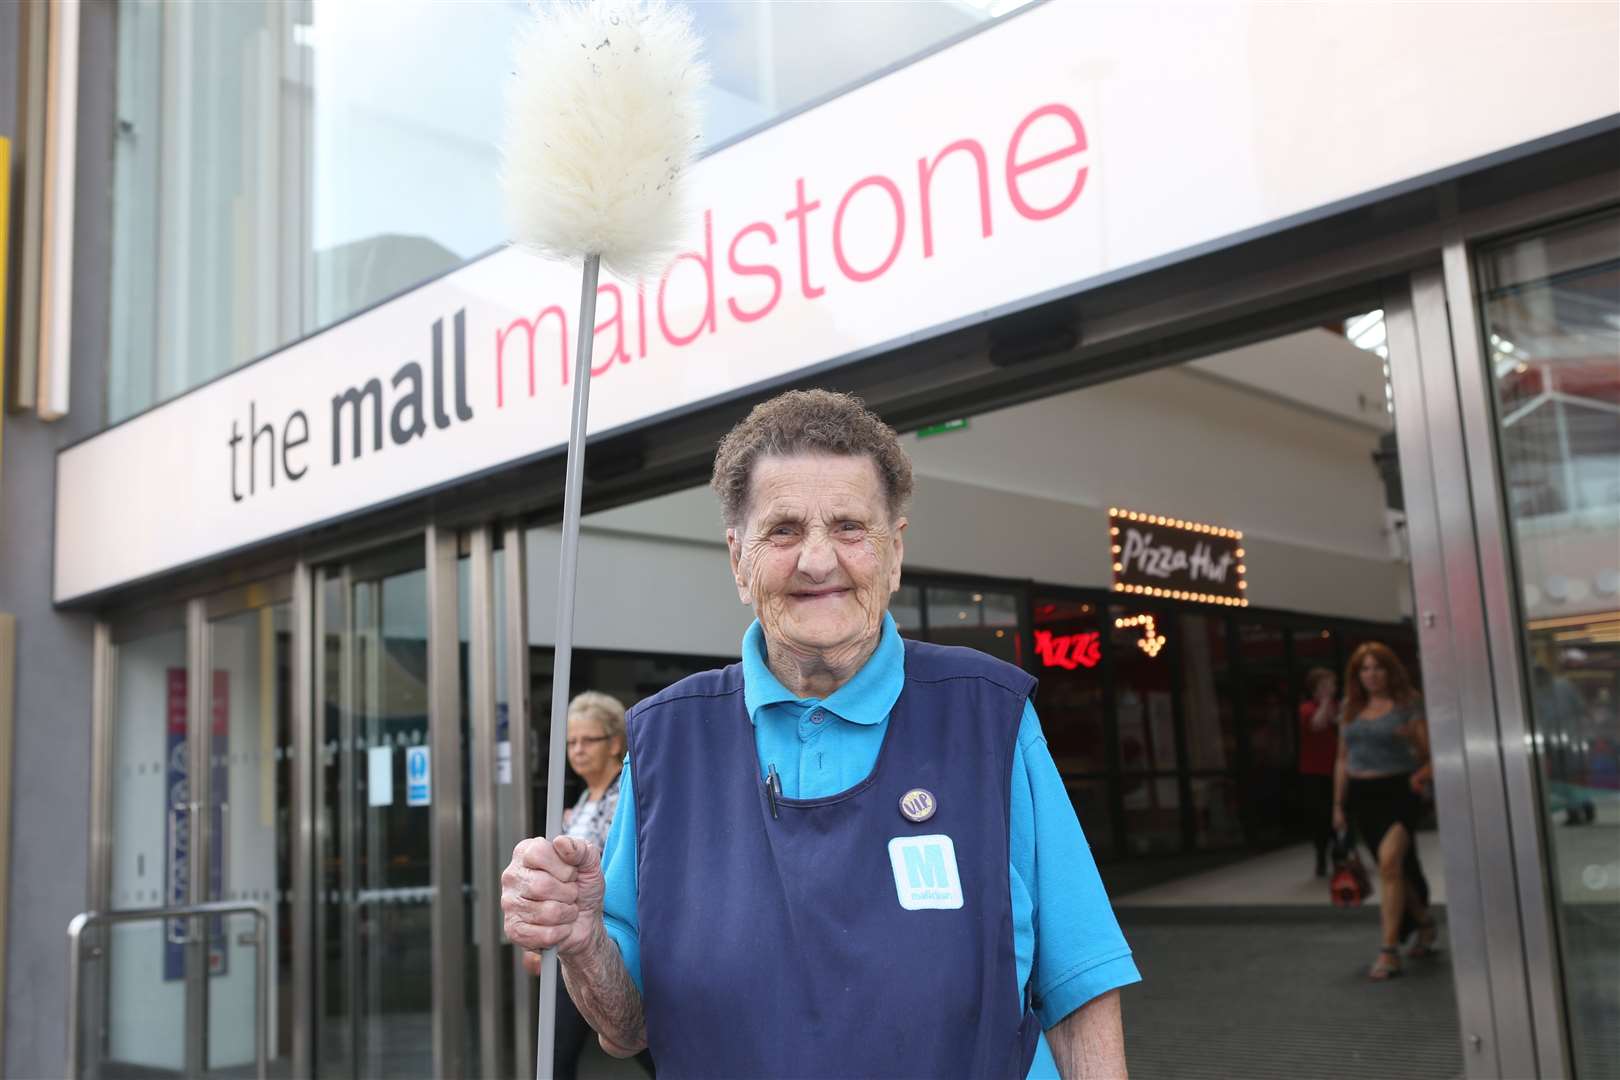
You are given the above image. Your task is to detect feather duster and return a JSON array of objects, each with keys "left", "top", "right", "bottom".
[{"left": 502, "top": 0, "right": 709, "bottom": 279}]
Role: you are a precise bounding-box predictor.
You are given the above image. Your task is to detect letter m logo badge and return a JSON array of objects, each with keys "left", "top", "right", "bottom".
[{"left": 887, "top": 835, "right": 964, "bottom": 911}]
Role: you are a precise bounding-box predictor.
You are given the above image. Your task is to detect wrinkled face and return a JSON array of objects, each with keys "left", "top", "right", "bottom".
[
  {"left": 1358, "top": 655, "right": 1389, "bottom": 696},
  {"left": 727, "top": 453, "right": 907, "bottom": 661},
  {"left": 565, "top": 712, "right": 622, "bottom": 781}
]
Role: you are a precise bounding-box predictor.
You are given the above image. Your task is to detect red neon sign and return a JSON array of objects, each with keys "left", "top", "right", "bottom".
[{"left": 1034, "top": 630, "right": 1102, "bottom": 671}]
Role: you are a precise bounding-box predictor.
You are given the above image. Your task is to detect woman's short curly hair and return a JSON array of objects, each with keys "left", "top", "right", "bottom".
[{"left": 710, "top": 389, "right": 914, "bottom": 527}]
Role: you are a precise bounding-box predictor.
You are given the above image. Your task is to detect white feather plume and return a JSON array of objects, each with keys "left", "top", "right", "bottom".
[{"left": 502, "top": 0, "right": 708, "bottom": 279}]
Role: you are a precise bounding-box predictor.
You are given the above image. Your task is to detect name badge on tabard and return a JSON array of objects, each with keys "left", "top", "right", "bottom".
[{"left": 899, "top": 788, "right": 937, "bottom": 823}]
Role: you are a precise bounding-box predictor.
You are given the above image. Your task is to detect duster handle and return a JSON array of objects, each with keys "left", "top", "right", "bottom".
[{"left": 537, "top": 253, "right": 601, "bottom": 1080}]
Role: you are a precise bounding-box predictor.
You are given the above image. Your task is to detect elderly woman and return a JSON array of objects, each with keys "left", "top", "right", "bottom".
[
  {"left": 503, "top": 390, "right": 1138, "bottom": 1078},
  {"left": 559, "top": 692, "right": 629, "bottom": 851}
]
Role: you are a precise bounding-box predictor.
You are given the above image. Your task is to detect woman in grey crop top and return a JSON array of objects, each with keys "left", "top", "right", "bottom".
[
  {"left": 1343, "top": 703, "right": 1423, "bottom": 775},
  {"left": 1332, "top": 642, "right": 1439, "bottom": 980}
]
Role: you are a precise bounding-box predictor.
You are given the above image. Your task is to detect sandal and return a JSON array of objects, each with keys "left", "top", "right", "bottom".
[
  {"left": 1408, "top": 917, "right": 1441, "bottom": 959},
  {"left": 1369, "top": 946, "right": 1402, "bottom": 981}
]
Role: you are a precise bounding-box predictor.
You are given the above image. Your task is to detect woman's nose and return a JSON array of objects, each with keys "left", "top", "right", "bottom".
[{"left": 796, "top": 531, "right": 837, "bottom": 578}]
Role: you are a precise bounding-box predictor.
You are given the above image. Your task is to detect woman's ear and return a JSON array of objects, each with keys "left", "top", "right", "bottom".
[
  {"left": 727, "top": 528, "right": 752, "bottom": 604},
  {"left": 888, "top": 516, "right": 908, "bottom": 593}
]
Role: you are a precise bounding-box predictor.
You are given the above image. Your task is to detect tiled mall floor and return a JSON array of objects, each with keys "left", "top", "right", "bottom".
[
  {"left": 1117, "top": 904, "right": 1461, "bottom": 1079},
  {"left": 1117, "top": 832, "right": 1449, "bottom": 907}
]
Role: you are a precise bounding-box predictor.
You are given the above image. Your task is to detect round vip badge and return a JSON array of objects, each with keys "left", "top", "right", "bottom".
[{"left": 899, "top": 788, "right": 937, "bottom": 823}]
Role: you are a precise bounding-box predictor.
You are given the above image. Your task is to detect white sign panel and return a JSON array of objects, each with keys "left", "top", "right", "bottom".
[
  {"left": 367, "top": 745, "right": 395, "bottom": 807},
  {"left": 54, "top": 1, "right": 1618, "bottom": 602}
]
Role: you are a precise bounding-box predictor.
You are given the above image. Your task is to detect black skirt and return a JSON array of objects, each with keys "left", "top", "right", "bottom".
[
  {"left": 1348, "top": 773, "right": 1431, "bottom": 914},
  {"left": 1349, "top": 773, "right": 1422, "bottom": 846}
]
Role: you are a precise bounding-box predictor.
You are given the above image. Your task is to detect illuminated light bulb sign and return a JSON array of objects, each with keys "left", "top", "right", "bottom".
[
  {"left": 1115, "top": 614, "right": 1167, "bottom": 657},
  {"left": 1106, "top": 506, "right": 1249, "bottom": 606},
  {"left": 1034, "top": 629, "right": 1102, "bottom": 670}
]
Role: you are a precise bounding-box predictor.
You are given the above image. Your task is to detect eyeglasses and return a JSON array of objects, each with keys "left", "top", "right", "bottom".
[{"left": 566, "top": 735, "right": 612, "bottom": 750}]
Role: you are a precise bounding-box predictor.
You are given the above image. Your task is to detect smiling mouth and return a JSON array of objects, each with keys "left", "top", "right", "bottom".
[{"left": 791, "top": 588, "right": 850, "bottom": 601}]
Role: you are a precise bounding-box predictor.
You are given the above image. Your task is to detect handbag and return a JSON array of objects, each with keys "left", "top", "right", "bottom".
[{"left": 1329, "top": 830, "right": 1371, "bottom": 907}]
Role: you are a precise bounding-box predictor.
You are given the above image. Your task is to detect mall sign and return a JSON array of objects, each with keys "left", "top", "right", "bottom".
[{"left": 54, "top": 1, "right": 1619, "bottom": 602}]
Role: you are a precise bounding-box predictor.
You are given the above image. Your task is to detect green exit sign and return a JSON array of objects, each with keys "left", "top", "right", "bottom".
[{"left": 917, "top": 418, "right": 969, "bottom": 439}]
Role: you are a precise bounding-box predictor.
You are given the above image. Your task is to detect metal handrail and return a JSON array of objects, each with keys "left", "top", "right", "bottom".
[{"left": 66, "top": 901, "right": 271, "bottom": 1080}]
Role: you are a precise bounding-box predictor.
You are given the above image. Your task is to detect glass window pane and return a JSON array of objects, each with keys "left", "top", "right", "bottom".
[
  {"left": 925, "top": 587, "right": 1021, "bottom": 663},
  {"left": 207, "top": 604, "right": 294, "bottom": 1071},
  {"left": 696, "top": 2, "right": 997, "bottom": 141},
  {"left": 110, "top": 0, "right": 286, "bottom": 422},
  {"left": 1032, "top": 597, "right": 1106, "bottom": 773},
  {"left": 1479, "top": 210, "right": 1620, "bottom": 1080},
  {"left": 1111, "top": 605, "right": 1178, "bottom": 773},
  {"left": 107, "top": 623, "right": 188, "bottom": 1072},
  {"left": 317, "top": 556, "right": 434, "bottom": 1077}
]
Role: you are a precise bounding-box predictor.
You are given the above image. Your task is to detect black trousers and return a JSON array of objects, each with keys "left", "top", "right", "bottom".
[
  {"left": 1298, "top": 773, "right": 1335, "bottom": 867},
  {"left": 554, "top": 981, "right": 656, "bottom": 1080}
]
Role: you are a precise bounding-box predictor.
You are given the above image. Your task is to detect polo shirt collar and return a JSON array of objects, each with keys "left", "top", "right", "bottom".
[{"left": 741, "top": 612, "right": 904, "bottom": 726}]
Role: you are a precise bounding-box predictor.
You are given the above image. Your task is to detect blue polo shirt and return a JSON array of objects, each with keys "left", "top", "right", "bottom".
[{"left": 600, "top": 614, "right": 1140, "bottom": 1076}]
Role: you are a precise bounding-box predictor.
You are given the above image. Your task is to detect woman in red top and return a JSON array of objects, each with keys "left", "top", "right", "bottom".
[{"left": 1297, "top": 667, "right": 1340, "bottom": 876}]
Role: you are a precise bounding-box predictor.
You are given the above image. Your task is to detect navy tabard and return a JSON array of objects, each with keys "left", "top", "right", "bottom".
[{"left": 626, "top": 639, "right": 1041, "bottom": 1079}]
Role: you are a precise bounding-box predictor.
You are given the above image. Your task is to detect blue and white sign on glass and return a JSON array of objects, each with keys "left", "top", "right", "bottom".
[{"left": 406, "top": 744, "right": 431, "bottom": 807}]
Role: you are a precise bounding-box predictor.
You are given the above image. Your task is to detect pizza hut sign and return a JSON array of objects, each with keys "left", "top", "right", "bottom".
[{"left": 1108, "top": 507, "right": 1248, "bottom": 607}]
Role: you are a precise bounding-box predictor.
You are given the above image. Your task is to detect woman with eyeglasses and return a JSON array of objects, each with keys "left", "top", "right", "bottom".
[
  {"left": 553, "top": 691, "right": 653, "bottom": 1078},
  {"left": 561, "top": 691, "right": 629, "bottom": 851}
]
